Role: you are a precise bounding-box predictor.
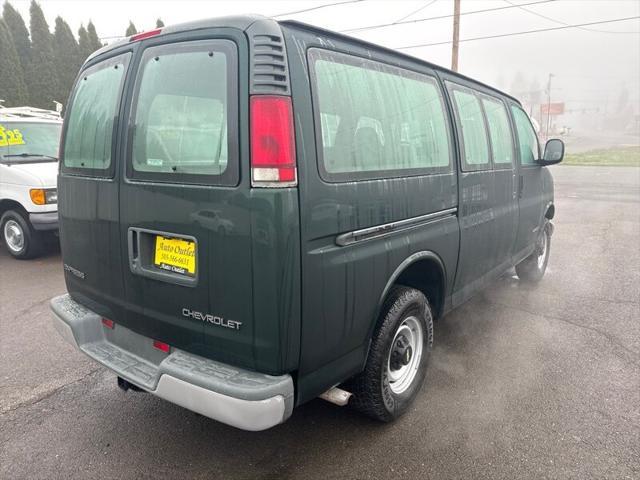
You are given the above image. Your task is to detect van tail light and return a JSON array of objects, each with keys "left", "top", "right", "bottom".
[
  {"left": 250, "top": 95, "right": 297, "bottom": 187},
  {"left": 153, "top": 340, "right": 171, "bottom": 353},
  {"left": 129, "top": 28, "right": 162, "bottom": 42},
  {"left": 101, "top": 318, "right": 114, "bottom": 329}
]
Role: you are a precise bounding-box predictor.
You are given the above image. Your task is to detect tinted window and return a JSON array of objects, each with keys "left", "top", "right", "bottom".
[
  {"left": 130, "top": 40, "right": 237, "bottom": 184},
  {"left": 0, "top": 122, "right": 61, "bottom": 160},
  {"left": 511, "top": 106, "right": 540, "bottom": 165},
  {"left": 450, "top": 87, "right": 490, "bottom": 169},
  {"left": 310, "top": 49, "right": 451, "bottom": 180},
  {"left": 481, "top": 97, "right": 514, "bottom": 166},
  {"left": 63, "top": 54, "right": 129, "bottom": 172}
]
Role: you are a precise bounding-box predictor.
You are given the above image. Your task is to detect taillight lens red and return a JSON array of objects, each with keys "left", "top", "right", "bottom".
[
  {"left": 101, "top": 318, "right": 114, "bottom": 329},
  {"left": 153, "top": 340, "right": 170, "bottom": 353},
  {"left": 130, "top": 28, "right": 162, "bottom": 42},
  {"left": 250, "top": 95, "right": 296, "bottom": 187}
]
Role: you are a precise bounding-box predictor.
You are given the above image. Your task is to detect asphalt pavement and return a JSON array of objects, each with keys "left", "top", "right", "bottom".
[{"left": 1, "top": 166, "right": 639, "bottom": 479}]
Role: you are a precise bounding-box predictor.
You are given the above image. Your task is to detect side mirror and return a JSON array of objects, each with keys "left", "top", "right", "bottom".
[{"left": 538, "top": 138, "right": 564, "bottom": 166}]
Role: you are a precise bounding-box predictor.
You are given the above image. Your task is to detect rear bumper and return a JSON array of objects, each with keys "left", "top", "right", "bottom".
[
  {"left": 29, "top": 211, "right": 58, "bottom": 231},
  {"left": 50, "top": 294, "right": 294, "bottom": 431}
]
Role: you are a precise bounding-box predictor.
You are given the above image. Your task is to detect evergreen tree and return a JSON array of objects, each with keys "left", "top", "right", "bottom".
[
  {"left": 0, "top": 18, "right": 29, "bottom": 106},
  {"left": 53, "top": 16, "right": 79, "bottom": 105},
  {"left": 25, "top": 1, "right": 60, "bottom": 109},
  {"left": 86, "top": 21, "right": 102, "bottom": 51},
  {"left": 155, "top": 18, "right": 164, "bottom": 28},
  {"left": 125, "top": 21, "right": 137, "bottom": 36},
  {"left": 77, "top": 24, "right": 91, "bottom": 63},
  {"left": 2, "top": 2, "right": 31, "bottom": 73}
]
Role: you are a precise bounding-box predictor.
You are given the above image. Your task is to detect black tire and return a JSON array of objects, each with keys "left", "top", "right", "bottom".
[
  {"left": 515, "top": 224, "right": 551, "bottom": 283},
  {"left": 350, "top": 286, "right": 433, "bottom": 422},
  {"left": 1, "top": 210, "right": 43, "bottom": 259}
]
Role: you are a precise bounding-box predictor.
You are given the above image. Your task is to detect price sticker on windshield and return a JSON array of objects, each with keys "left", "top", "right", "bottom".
[{"left": 0, "top": 126, "right": 25, "bottom": 147}]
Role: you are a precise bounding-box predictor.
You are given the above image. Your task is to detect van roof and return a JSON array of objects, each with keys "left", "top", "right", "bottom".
[
  {"left": 86, "top": 14, "right": 517, "bottom": 104},
  {"left": 87, "top": 14, "right": 265, "bottom": 62},
  {"left": 0, "top": 116, "right": 62, "bottom": 124},
  {"left": 0, "top": 106, "right": 62, "bottom": 123}
]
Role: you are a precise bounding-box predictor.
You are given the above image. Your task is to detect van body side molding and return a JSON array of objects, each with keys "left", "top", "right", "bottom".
[{"left": 335, "top": 207, "right": 458, "bottom": 246}]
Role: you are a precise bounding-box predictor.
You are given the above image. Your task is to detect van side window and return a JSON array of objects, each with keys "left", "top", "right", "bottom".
[
  {"left": 449, "top": 86, "right": 490, "bottom": 170},
  {"left": 320, "top": 113, "right": 340, "bottom": 148},
  {"left": 129, "top": 40, "right": 238, "bottom": 185},
  {"left": 63, "top": 53, "right": 130, "bottom": 173},
  {"left": 481, "top": 97, "right": 514, "bottom": 166},
  {"left": 309, "top": 49, "right": 451, "bottom": 181},
  {"left": 511, "top": 106, "right": 540, "bottom": 165}
]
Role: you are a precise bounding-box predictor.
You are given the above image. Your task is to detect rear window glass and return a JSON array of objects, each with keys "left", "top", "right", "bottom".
[
  {"left": 449, "top": 86, "right": 490, "bottom": 170},
  {"left": 130, "top": 40, "right": 237, "bottom": 184},
  {"left": 310, "top": 49, "right": 451, "bottom": 181},
  {"left": 0, "top": 122, "right": 61, "bottom": 160},
  {"left": 63, "top": 54, "right": 129, "bottom": 172}
]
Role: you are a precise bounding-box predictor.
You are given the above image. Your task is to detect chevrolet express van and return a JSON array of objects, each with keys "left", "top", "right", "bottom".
[{"left": 50, "top": 16, "right": 564, "bottom": 431}]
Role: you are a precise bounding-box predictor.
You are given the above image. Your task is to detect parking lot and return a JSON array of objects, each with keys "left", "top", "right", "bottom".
[{"left": 1, "top": 165, "right": 638, "bottom": 479}]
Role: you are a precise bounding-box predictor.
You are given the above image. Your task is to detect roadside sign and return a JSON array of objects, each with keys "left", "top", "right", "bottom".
[{"left": 541, "top": 102, "right": 565, "bottom": 115}]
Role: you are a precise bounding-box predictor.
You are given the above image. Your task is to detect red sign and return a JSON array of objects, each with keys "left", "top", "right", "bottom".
[{"left": 540, "top": 103, "right": 565, "bottom": 115}]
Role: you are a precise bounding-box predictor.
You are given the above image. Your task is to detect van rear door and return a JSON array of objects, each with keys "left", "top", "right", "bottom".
[
  {"left": 118, "top": 32, "right": 258, "bottom": 367},
  {"left": 59, "top": 51, "right": 132, "bottom": 321}
]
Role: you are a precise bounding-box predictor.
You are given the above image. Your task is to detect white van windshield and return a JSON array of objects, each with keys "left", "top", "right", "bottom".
[{"left": 0, "top": 122, "right": 61, "bottom": 162}]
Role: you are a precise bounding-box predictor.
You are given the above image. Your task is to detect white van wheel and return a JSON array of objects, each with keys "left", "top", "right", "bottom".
[{"left": 1, "top": 210, "right": 43, "bottom": 259}]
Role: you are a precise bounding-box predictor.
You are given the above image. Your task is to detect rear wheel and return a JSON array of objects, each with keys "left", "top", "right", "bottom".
[
  {"left": 351, "top": 286, "right": 433, "bottom": 422},
  {"left": 1, "top": 210, "right": 43, "bottom": 259},
  {"left": 516, "top": 224, "right": 551, "bottom": 283}
]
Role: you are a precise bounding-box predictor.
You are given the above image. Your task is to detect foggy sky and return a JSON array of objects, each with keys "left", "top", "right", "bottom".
[{"left": 7, "top": 0, "right": 640, "bottom": 111}]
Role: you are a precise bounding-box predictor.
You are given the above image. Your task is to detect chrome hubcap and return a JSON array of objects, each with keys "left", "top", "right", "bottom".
[
  {"left": 387, "top": 316, "right": 423, "bottom": 394},
  {"left": 537, "top": 233, "right": 548, "bottom": 270},
  {"left": 4, "top": 220, "right": 24, "bottom": 253}
]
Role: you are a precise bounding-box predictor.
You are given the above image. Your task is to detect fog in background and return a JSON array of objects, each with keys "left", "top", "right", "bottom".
[{"left": 10, "top": 0, "right": 640, "bottom": 149}]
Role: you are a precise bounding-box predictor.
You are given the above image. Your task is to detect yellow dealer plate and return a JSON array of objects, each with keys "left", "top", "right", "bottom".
[{"left": 154, "top": 236, "right": 196, "bottom": 277}]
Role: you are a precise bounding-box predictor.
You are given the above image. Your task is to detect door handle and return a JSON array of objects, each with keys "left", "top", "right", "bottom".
[{"left": 518, "top": 175, "right": 524, "bottom": 199}]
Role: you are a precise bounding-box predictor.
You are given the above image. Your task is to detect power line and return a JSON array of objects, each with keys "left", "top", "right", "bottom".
[
  {"left": 98, "top": 0, "right": 368, "bottom": 40},
  {"left": 503, "top": 0, "right": 640, "bottom": 34},
  {"left": 395, "top": 15, "right": 640, "bottom": 50},
  {"left": 394, "top": 0, "right": 439, "bottom": 24},
  {"left": 273, "top": 0, "right": 365, "bottom": 19},
  {"left": 340, "top": 0, "right": 556, "bottom": 33}
]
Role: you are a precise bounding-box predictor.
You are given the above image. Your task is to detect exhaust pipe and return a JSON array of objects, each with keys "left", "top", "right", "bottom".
[
  {"left": 117, "top": 376, "right": 145, "bottom": 393},
  {"left": 319, "top": 386, "right": 352, "bottom": 406}
]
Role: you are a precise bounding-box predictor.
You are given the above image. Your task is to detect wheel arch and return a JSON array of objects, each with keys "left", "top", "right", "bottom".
[
  {"left": 359, "top": 250, "right": 446, "bottom": 372},
  {"left": 0, "top": 199, "right": 28, "bottom": 219},
  {"left": 374, "top": 250, "right": 447, "bottom": 326}
]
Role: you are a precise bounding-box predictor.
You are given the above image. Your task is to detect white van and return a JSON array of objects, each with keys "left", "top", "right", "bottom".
[{"left": 0, "top": 107, "right": 62, "bottom": 259}]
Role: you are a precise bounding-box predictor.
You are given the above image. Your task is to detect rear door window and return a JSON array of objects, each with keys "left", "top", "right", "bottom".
[
  {"left": 511, "top": 106, "right": 540, "bottom": 165},
  {"left": 128, "top": 40, "right": 238, "bottom": 185},
  {"left": 62, "top": 53, "right": 130, "bottom": 175},
  {"left": 481, "top": 96, "right": 514, "bottom": 167},
  {"left": 309, "top": 49, "right": 452, "bottom": 181},
  {"left": 448, "top": 85, "right": 490, "bottom": 170}
]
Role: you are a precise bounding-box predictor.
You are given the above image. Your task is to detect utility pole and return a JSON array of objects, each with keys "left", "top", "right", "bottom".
[
  {"left": 545, "top": 73, "right": 554, "bottom": 140},
  {"left": 451, "top": 0, "right": 461, "bottom": 72}
]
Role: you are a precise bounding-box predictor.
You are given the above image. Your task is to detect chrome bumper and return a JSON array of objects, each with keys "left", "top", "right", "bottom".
[{"left": 50, "top": 294, "right": 294, "bottom": 431}]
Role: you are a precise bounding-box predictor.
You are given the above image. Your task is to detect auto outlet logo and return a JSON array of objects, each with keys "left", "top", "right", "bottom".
[{"left": 181, "top": 308, "right": 242, "bottom": 330}]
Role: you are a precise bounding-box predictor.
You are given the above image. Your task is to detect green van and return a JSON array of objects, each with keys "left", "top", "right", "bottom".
[{"left": 50, "top": 16, "right": 564, "bottom": 431}]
